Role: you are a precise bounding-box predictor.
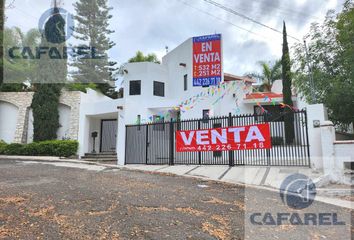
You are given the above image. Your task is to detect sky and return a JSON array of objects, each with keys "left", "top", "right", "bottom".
[{"left": 5, "top": 0, "right": 345, "bottom": 77}]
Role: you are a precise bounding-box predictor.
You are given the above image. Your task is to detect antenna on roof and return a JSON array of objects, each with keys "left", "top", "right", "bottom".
[{"left": 52, "top": 0, "right": 64, "bottom": 8}]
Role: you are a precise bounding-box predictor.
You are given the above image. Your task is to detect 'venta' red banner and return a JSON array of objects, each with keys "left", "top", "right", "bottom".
[{"left": 176, "top": 124, "right": 272, "bottom": 152}]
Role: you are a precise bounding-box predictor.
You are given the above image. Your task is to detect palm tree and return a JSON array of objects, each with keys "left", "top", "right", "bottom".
[{"left": 249, "top": 60, "right": 282, "bottom": 92}]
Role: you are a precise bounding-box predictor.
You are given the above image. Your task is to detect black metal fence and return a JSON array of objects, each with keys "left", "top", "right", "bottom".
[{"left": 125, "top": 110, "right": 310, "bottom": 167}]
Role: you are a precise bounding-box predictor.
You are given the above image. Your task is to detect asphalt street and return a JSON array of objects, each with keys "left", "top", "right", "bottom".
[{"left": 0, "top": 160, "right": 352, "bottom": 240}]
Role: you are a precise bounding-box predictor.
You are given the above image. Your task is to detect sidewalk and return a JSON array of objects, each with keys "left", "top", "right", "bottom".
[
  {"left": 123, "top": 164, "right": 323, "bottom": 188},
  {"left": 1, "top": 156, "right": 353, "bottom": 209}
]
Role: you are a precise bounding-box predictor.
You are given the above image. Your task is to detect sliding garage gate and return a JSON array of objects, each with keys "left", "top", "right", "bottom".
[{"left": 125, "top": 110, "right": 310, "bottom": 167}]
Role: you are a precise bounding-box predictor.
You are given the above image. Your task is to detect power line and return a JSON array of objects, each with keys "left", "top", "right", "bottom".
[
  {"left": 214, "top": 0, "right": 319, "bottom": 24},
  {"left": 248, "top": 0, "right": 321, "bottom": 20},
  {"left": 176, "top": 0, "right": 271, "bottom": 41},
  {"left": 202, "top": 0, "right": 300, "bottom": 41}
]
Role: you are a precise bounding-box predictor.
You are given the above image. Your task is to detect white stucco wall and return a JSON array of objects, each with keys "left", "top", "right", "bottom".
[
  {"left": 0, "top": 101, "right": 19, "bottom": 143},
  {"left": 121, "top": 37, "right": 254, "bottom": 125},
  {"left": 117, "top": 111, "right": 125, "bottom": 165},
  {"left": 77, "top": 89, "right": 123, "bottom": 157},
  {"left": 334, "top": 141, "right": 354, "bottom": 167},
  {"left": 320, "top": 122, "right": 353, "bottom": 183}
]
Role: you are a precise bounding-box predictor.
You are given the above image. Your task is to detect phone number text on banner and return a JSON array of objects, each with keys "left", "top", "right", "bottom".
[
  {"left": 193, "top": 34, "right": 222, "bottom": 87},
  {"left": 176, "top": 124, "right": 272, "bottom": 152}
]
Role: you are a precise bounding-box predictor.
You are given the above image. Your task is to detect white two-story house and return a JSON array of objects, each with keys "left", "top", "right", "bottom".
[{"left": 0, "top": 34, "right": 307, "bottom": 165}]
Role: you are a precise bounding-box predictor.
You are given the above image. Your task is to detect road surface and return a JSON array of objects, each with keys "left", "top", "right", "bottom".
[{"left": 0, "top": 160, "right": 352, "bottom": 239}]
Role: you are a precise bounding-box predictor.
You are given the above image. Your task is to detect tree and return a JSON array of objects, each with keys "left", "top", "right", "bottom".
[
  {"left": 282, "top": 22, "right": 295, "bottom": 144},
  {"left": 293, "top": 0, "right": 354, "bottom": 128},
  {"left": 31, "top": 4, "right": 67, "bottom": 141},
  {"left": 1, "top": 27, "right": 41, "bottom": 91},
  {"left": 248, "top": 60, "right": 281, "bottom": 91},
  {"left": 128, "top": 51, "right": 161, "bottom": 64},
  {"left": 72, "top": 0, "right": 118, "bottom": 98}
]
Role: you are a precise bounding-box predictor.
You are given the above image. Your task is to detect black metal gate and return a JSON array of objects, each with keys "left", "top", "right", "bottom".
[{"left": 125, "top": 110, "right": 310, "bottom": 167}]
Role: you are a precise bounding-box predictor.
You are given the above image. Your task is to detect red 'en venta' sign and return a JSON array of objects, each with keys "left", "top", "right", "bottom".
[
  {"left": 176, "top": 124, "right": 272, "bottom": 152},
  {"left": 192, "top": 34, "right": 222, "bottom": 87}
]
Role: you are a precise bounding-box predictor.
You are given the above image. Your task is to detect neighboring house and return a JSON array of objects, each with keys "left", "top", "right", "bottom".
[
  {"left": 0, "top": 91, "right": 82, "bottom": 144},
  {"left": 0, "top": 90, "right": 122, "bottom": 157}
]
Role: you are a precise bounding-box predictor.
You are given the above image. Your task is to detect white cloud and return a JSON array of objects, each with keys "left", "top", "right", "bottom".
[{"left": 5, "top": 0, "right": 345, "bottom": 75}]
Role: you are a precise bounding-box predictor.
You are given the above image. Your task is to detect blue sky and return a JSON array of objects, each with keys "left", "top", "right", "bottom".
[{"left": 5, "top": 0, "right": 345, "bottom": 77}]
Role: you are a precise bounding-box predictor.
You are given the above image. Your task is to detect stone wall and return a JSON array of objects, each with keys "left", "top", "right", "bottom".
[{"left": 0, "top": 91, "right": 81, "bottom": 143}]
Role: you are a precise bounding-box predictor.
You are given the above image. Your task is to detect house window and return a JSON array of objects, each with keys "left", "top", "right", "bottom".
[
  {"left": 202, "top": 109, "right": 210, "bottom": 123},
  {"left": 153, "top": 81, "right": 165, "bottom": 97},
  {"left": 129, "top": 80, "right": 141, "bottom": 95},
  {"left": 153, "top": 115, "right": 165, "bottom": 131},
  {"left": 254, "top": 105, "right": 284, "bottom": 122},
  {"left": 184, "top": 74, "right": 188, "bottom": 91}
]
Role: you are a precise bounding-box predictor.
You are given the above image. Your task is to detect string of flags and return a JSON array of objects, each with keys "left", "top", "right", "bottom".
[
  {"left": 138, "top": 81, "right": 240, "bottom": 123},
  {"left": 137, "top": 79, "right": 298, "bottom": 124}
]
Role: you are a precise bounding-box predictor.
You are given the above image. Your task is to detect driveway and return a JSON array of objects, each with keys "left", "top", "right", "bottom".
[{"left": 0, "top": 160, "right": 352, "bottom": 239}]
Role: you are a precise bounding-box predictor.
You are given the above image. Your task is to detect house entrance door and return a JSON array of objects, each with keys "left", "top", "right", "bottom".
[{"left": 100, "top": 119, "right": 117, "bottom": 152}]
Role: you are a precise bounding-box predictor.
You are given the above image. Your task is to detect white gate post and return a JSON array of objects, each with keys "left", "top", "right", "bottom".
[{"left": 320, "top": 121, "right": 337, "bottom": 179}]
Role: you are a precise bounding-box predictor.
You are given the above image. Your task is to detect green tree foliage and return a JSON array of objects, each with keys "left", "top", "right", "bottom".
[
  {"left": 31, "top": 6, "right": 67, "bottom": 141},
  {"left": 72, "top": 0, "right": 118, "bottom": 98},
  {"left": 1, "top": 27, "right": 41, "bottom": 91},
  {"left": 293, "top": 0, "right": 354, "bottom": 127},
  {"left": 31, "top": 85, "right": 62, "bottom": 141},
  {"left": 128, "top": 51, "right": 161, "bottom": 64},
  {"left": 282, "top": 22, "right": 295, "bottom": 144}
]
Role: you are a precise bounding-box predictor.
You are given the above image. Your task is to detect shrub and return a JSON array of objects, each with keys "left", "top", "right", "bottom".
[
  {"left": 0, "top": 140, "right": 78, "bottom": 157},
  {"left": 0, "top": 140, "right": 8, "bottom": 154},
  {"left": 3, "top": 143, "right": 24, "bottom": 155}
]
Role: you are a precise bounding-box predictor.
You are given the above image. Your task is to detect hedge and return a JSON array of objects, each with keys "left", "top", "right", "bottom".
[{"left": 0, "top": 140, "right": 78, "bottom": 157}]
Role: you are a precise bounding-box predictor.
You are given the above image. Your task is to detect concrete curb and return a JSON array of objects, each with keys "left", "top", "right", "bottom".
[{"left": 1, "top": 157, "right": 352, "bottom": 210}]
